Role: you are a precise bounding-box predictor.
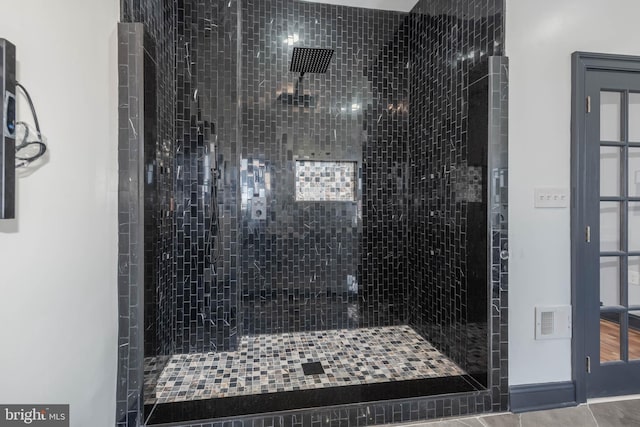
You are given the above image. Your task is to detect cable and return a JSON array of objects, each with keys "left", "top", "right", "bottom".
[
  {"left": 15, "top": 82, "right": 46, "bottom": 167},
  {"left": 15, "top": 121, "right": 46, "bottom": 161}
]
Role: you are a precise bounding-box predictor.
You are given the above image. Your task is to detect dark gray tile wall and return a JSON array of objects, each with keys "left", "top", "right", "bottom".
[
  {"left": 406, "top": 0, "right": 503, "bottom": 373},
  {"left": 239, "top": 0, "right": 409, "bottom": 336},
  {"left": 171, "top": 0, "right": 410, "bottom": 350},
  {"left": 488, "top": 56, "right": 509, "bottom": 411},
  {"left": 116, "top": 22, "right": 146, "bottom": 427},
  {"left": 174, "top": 0, "right": 240, "bottom": 353},
  {"left": 465, "top": 58, "right": 490, "bottom": 383},
  {"left": 165, "top": 390, "right": 494, "bottom": 427},
  {"left": 121, "top": 0, "right": 177, "bottom": 360},
  {"left": 116, "top": 0, "right": 510, "bottom": 425},
  {"left": 119, "top": 1, "right": 177, "bottom": 424},
  {"left": 192, "top": 51, "right": 508, "bottom": 427},
  {"left": 358, "top": 13, "right": 410, "bottom": 328}
]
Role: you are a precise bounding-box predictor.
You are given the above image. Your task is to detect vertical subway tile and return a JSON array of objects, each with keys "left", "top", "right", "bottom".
[{"left": 116, "top": 0, "right": 509, "bottom": 425}]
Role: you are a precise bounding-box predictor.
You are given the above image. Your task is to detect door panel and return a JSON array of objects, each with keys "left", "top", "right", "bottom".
[{"left": 584, "top": 70, "right": 640, "bottom": 397}]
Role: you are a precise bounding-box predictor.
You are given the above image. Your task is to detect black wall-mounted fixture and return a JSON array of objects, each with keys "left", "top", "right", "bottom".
[
  {"left": 1, "top": 38, "right": 16, "bottom": 219},
  {"left": 289, "top": 47, "right": 334, "bottom": 76},
  {"left": 279, "top": 47, "right": 335, "bottom": 108}
]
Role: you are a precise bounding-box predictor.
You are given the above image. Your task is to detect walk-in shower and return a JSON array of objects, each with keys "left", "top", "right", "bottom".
[{"left": 116, "top": 0, "right": 509, "bottom": 425}]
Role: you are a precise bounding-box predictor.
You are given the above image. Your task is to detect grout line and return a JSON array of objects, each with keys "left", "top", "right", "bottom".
[
  {"left": 586, "top": 404, "right": 600, "bottom": 427},
  {"left": 144, "top": 402, "right": 158, "bottom": 426}
]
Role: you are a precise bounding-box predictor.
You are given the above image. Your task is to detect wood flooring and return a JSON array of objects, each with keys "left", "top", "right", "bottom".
[{"left": 600, "top": 318, "right": 640, "bottom": 362}]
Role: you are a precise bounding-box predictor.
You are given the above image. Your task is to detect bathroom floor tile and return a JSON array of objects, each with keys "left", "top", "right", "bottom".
[
  {"left": 144, "top": 325, "right": 465, "bottom": 404},
  {"left": 589, "top": 398, "right": 640, "bottom": 426}
]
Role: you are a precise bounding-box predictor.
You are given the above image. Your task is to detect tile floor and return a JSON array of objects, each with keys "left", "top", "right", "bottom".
[
  {"left": 144, "top": 325, "right": 465, "bottom": 404},
  {"left": 390, "top": 397, "right": 640, "bottom": 427}
]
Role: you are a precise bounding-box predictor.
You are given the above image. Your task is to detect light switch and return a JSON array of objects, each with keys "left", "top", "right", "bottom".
[{"left": 534, "top": 188, "right": 569, "bottom": 208}]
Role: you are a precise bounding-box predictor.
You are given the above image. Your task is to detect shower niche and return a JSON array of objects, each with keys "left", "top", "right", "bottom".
[
  {"left": 295, "top": 160, "right": 357, "bottom": 202},
  {"left": 116, "top": 0, "right": 508, "bottom": 425}
]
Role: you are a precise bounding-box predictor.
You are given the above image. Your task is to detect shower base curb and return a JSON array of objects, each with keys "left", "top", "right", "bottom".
[{"left": 145, "top": 374, "right": 484, "bottom": 425}]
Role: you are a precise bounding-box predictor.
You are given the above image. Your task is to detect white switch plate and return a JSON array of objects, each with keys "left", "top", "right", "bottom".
[{"left": 534, "top": 188, "right": 569, "bottom": 208}]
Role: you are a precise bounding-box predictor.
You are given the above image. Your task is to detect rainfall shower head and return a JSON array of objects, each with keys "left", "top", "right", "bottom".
[
  {"left": 279, "top": 47, "right": 334, "bottom": 108},
  {"left": 289, "top": 47, "right": 335, "bottom": 76}
]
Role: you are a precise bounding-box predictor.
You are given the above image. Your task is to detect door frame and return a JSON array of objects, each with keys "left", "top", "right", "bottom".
[{"left": 572, "top": 51, "right": 640, "bottom": 403}]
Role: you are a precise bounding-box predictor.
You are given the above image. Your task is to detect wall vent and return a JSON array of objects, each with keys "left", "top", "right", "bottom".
[
  {"left": 540, "top": 311, "right": 555, "bottom": 336},
  {"left": 535, "top": 306, "right": 572, "bottom": 340}
]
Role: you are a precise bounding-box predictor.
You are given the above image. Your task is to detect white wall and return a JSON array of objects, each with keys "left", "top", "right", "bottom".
[
  {"left": 301, "top": 0, "right": 418, "bottom": 12},
  {"left": 507, "top": 0, "right": 640, "bottom": 385},
  {"left": 0, "top": 1, "right": 119, "bottom": 426}
]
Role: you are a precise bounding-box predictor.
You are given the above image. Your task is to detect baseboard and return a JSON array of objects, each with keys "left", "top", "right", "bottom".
[{"left": 510, "top": 381, "right": 577, "bottom": 413}]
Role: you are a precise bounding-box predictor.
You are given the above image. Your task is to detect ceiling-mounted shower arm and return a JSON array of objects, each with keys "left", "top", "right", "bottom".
[{"left": 294, "top": 74, "right": 304, "bottom": 97}]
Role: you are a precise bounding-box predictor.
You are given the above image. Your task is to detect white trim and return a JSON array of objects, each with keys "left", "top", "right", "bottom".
[
  {"left": 299, "top": 0, "right": 418, "bottom": 12},
  {"left": 587, "top": 394, "right": 640, "bottom": 404}
]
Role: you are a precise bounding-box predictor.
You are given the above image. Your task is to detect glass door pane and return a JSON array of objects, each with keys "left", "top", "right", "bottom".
[
  {"left": 630, "top": 202, "right": 640, "bottom": 252},
  {"left": 600, "top": 257, "right": 621, "bottom": 306},
  {"left": 629, "top": 93, "right": 640, "bottom": 142},
  {"left": 601, "top": 91, "right": 623, "bottom": 141},
  {"left": 630, "top": 148, "right": 640, "bottom": 197},
  {"left": 630, "top": 257, "right": 640, "bottom": 307},
  {"left": 601, "top": 202, "right": 622, "bottom": 251},
  {"left": 601, "top": 312, "right": 622, "bottom": 362},
  {"left": 601, "top": 146, "right": 623, "bottom": 196},
  {"left": 630, "top": 310, "right": 640, "bottom": 361}
]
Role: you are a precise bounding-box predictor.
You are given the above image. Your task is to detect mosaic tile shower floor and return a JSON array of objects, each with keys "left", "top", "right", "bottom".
[{"left": 144, "top": 325, "right": 466, "bottom": 404}]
